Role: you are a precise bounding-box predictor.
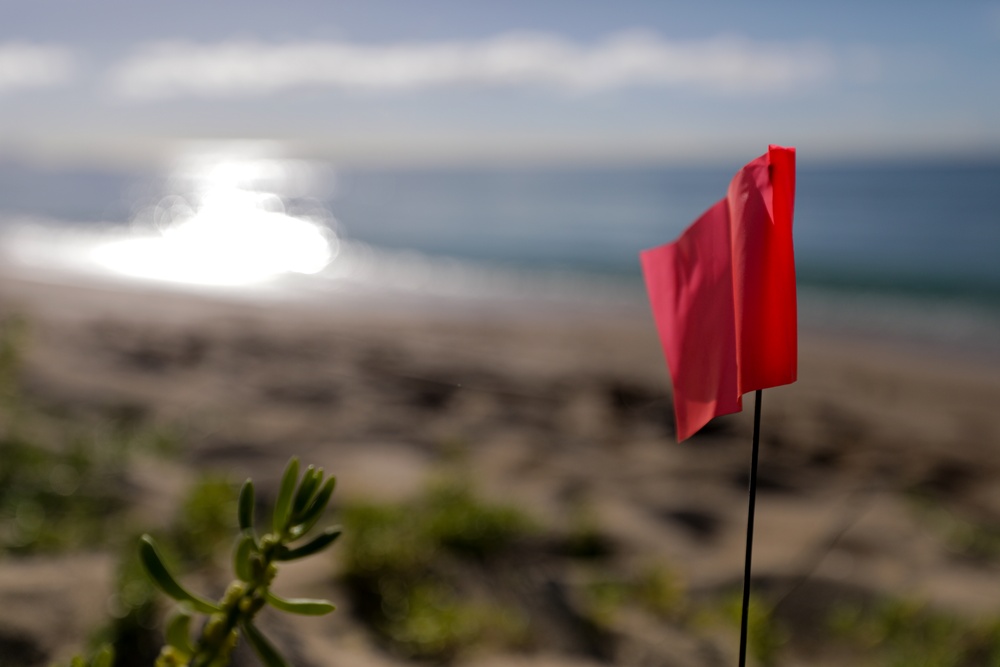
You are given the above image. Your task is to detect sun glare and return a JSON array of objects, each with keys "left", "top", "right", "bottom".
[{"left": 93, "top": 148, "right": 336, "bottom": 286}]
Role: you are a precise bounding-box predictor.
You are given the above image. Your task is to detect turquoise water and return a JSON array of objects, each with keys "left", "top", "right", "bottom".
[{"left": 328, "top": 161, "right": 1000, "bottom": 301}]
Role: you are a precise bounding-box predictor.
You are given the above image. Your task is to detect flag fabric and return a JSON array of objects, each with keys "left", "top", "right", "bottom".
[{"left": 640, "top": 145, "right": 797, "bottom": 441}]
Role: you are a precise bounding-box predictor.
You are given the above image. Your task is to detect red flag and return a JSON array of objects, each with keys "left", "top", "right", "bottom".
[{"left": 640, "top": 145, "right": 797, "bottom": 441}]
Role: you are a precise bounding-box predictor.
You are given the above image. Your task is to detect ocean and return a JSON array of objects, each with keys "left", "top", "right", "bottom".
[{"left": 1, "top": 155, "right": 998, "bottom": 355}]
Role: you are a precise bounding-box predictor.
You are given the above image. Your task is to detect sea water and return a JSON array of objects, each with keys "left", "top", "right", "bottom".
[{"left": 1, "top": 156, "right": 998, "bottom": 355}]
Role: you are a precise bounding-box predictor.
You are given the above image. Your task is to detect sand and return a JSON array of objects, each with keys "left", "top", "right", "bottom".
[{"left": 2, "top": 266, "right": 1000, "bottom": 667}]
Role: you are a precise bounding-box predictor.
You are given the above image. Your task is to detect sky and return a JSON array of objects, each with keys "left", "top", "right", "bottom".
[{"left": 1, "top": 0, "right": 999, "bottom": 168}]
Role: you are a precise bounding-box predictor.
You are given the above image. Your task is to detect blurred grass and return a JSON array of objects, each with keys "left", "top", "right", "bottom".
[
  {"left": 906, "top": 489, "right": 1000, "bottom": 563},
  {"left": 168, "top": 475, "right": 239, "bottom": 567},
  {"left": 339, "top": 470, "right": 799, "bottom": 665},
  {"left": 0, "top": 316, "right": 187, "bottom": 557},
  {"left": 0, "top": 315, "right": 236, "bottom": 665},
  {"left": 828, "top": 597, "right": 1000, "bottom": 667},
  {"left": 92, "top": 475, "right": 240, "bottom": 667},
  {"left": 0, "top": 315, "right": 167, "bottom": 555},
  {"left": 341, "top": 478, "right": 535, "bottom": 661},
  {"left": 581, "top": 564, "right": 685, "bottom": 628},
  {"left": 0, "top": 433, "right": 130, "bottom": 553},
  {"left": 723, "top": 594, "right": 787, "bottom": 667}
]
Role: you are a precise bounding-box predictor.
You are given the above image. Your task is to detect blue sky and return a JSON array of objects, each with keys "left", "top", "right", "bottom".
[{"left": 1, "top": 1, "right": 998, "bottom": 167}]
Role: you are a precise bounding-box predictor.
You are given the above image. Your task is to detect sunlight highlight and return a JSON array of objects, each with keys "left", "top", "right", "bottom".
[{"left": 93, "top": 148, "right": 336, "bottom": 286}]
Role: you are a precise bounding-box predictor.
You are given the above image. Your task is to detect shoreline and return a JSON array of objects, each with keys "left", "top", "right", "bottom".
[{"left": 2, "top": 254, "right": 998, "bottom": 378}]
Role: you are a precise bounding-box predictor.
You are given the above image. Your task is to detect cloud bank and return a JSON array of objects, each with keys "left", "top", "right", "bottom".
[
  {"left": 0, "top": 43, "right": 76, "bottom": 92},
  {"left": 108, "top": 31, "right": 836, "bottom": 99}
]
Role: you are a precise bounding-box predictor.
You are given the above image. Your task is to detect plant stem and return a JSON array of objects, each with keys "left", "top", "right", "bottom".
[{"left": 187, "top": 537, "right": 280, "bottom": 667}]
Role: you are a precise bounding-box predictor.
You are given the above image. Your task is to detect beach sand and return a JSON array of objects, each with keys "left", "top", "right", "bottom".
[{"left": 2, "top": 266, "right": 1000, "bottom": 667}]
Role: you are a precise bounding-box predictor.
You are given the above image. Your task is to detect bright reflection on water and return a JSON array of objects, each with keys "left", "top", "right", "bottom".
[{"left": 93, "top": 145, "right": 336, "bottom": 286}]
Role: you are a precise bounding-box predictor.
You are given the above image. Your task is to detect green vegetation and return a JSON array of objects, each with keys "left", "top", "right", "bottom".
[
  {"left": 721, "top": 594, "right": 787, "bottom": 667},
  {"left": 2, "top": 319, "right": 338, "bottom": 667},
  {"left": 828, "top": 598, "right": 1000, "bottom": 667},
  {"left": 64, "top": 460, "right": 338, "bottom": 667},
  {"left": 581, "top": 564, "right": 685, "bottom": 628},
  {"left": 341, "top": 476, "right": 710, "bottom": 664},
  {"left": 138, "top": 457, "right": 341, "bottom": 667},
  {"left": 0, "top": 314, "right": 27, "bottom": 413},
  {"left": 169, "top": 475, "right": 240, "bottom": 567},
  {"left": 561, "top": 501, "right": 614, "bottom": 560},
  {"left": 91, "top": 476, "right": 241, "bottom": 666},
  {"left": 97, "top": 537, "right": 163, "bottom": 667},
  {"left": 420, "top": 479, "right": 537, "bottom": 559},
  {"left": 0, "top": 432, "right": 129, "bottom": 553},
  {"left": 51, "top": 645, "right": 115, "bottom": 667},
  {"left": 0, "top": 314, "right": 178, "bottom": 556},
  {"left": 341, "top": 478, "right": 535, "bottom": 661},
  {"left": 908, "top": 492, "right": 1000, "bottom": 563}
]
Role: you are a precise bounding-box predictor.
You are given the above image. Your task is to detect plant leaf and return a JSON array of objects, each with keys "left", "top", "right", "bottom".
[
  {"left": 233, "top": 534, "right": 256, "bottom": 582},
  {"left": 265, "top": 590, "right": 336, "bottom": 615},
  {"left": 241, "top": 619, "right": 290, "bottom": 667},
  {"left": 238, "top": 479, "right": 255, "bottom": 533},
  {"left": 138, "top": 535, "right": 220, "bottom": 614},
  {"left": 295, "top": 476, "right": 336, "bottom": 536},
  {"left": 91, "top": 646, "right": 115, "bottom": 667},
  {"left": 165, "top": 607, "right": 195, "bottom": 654},
  {"left": 276, "top": 526, "right": 342, "bottom": 561},
  {"left": 272, "top": 457, "right": 300, "bottom": 535},
  {"left": 291, "top": 465, "right": 320, "bottom": 520}
]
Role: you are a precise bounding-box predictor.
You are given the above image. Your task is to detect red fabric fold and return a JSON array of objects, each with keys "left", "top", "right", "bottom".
[{"left": 640, "top": 146, "right": 797, "bottom": 441}]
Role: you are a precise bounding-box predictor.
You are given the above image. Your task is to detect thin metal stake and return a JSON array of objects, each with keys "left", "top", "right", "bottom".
[{"left": 738, "top": 389, "right": 763, "bottom": 667}]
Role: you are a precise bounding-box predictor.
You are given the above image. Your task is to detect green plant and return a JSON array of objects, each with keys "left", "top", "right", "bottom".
[
  {"left": 374, "top": 578, "right": 528, "bottom": 660},
  {"left": 98, "top": 537, "right": 163, "bottom": 667},
  {"left": 140, "top": 457, "right": 341, "bottom": 667},
  {"left": 827, "top": 597, "right": 1000, "bottom": 667},
  {"left": 580, "top": 564, "right": 685, "bottom": 628},
  {"left": 0, "top": 317, "right": 109, "bottom": 554},
  {"left": 635, "top": 564, "right": 685, "bottom": 618},
  {"left": 170, "top": 475, "right": 240, "bottom": 567},
  {"left": 343, "top": 478, "right": 535, "bottom": 577},
  {"left": 0, "top": 314, "right": 27, "bottom": 414},
  {"left": 0, "top": 314, "right": 176, "bottom": 556},
  {"left": 907, "top": 491, "right": 1000, "bottom": 563},
  {"left": 50, "top": 645, "right": 115, "bottom": 667},
  {"left": 421, "top": 479, "right": 536, "bottom": 559},
  {"left": 581, "top": 577, "right": 631, "bottom": 628},
  {"left": 0, "top": 433, "right": 130, "bottom": 554},
  {"left": 721, "top": 593, "right": 787, "bottom": 667},
  {"left": 341, "top": 478, "right": 535, "bottom": 660},
  {"left": 92, "top": 477, "right": 241, "bottom": 666},
  {"left": 562, "top": 502, "right": 614, "bottom": 560}
]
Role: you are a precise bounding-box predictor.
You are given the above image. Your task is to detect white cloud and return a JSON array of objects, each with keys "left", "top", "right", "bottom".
[
  {"left": 0, "top": 42, "right": 75, "bottom": 92},
  {"left": 108, "top": 31, "right": 836, "bottom": 99}
]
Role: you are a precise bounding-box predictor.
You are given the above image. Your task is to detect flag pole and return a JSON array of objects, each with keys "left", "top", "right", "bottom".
[{"left": 738, "top": 389, "right": 763, "bottom": 667}]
